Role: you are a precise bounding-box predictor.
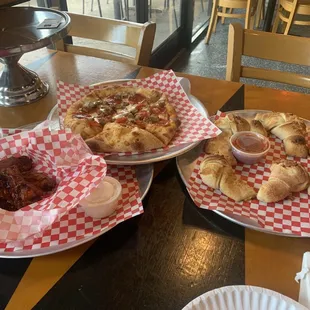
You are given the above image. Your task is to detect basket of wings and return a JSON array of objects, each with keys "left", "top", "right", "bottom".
[{"left": 0, "top": 128, "right": 107, "bottom": 245}]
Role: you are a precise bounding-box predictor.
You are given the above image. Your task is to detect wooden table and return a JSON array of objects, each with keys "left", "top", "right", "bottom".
[{"left": 1, "top": 48, "right": 310, "bottom": 310}]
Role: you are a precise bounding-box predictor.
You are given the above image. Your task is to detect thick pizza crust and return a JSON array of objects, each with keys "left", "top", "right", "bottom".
[
  {"left": 65, "top": 118, "right": 102, "bottom": 140},
  {"left": 146, "top": 122, "right": 177, "bottom": 145},
  {"left": 85, "top": 123, "right": 165, "bottom": 152}
]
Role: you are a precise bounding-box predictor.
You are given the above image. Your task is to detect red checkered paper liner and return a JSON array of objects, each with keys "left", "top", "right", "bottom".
[
  {"left": 56, "top": 70, "right": 221, "bottom": 155},
  {"left": 0, "top": 127, "right": 107, "bottom": 245},
  {"left": 0, "top": 128, "right": 27, "bottom": 137},
  {"left": 0, "top": 164, "right": 143, "bottom": 252},
  {"left": 187, "top": 111, "right": 310, "bottom": 236}
]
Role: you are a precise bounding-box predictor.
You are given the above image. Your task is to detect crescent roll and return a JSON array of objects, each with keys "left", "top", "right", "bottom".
[
  {"left": 254, "top": 112, "right": 299, "bottom": 131},
  {"left": 250, "top": 120, "right": 268, "bottom": 137},
  {"left": 206, "top": 115, "right": 251, "bottom": 166},
  {"left": 257, "top": 160, "right": 310, "bottom": 203},
  {"left": 215, "top": 114, "right": 250, "bottom": 134},
  {"left": 271, "top": 121, "right": 308, "bottom": 158},
  {"left": 199, "top": 155, "right": 256, "bottom": 202},
  {"left": 255, "top": 112, "right": 308, "bottom": 158},
  {"left": 204, "top": 131, "right": 237, "bottom": 166}
]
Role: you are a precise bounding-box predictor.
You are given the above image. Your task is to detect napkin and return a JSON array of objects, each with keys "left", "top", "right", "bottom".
[{"left": 296, "top": 252, "right": 310, "bottom": 309}]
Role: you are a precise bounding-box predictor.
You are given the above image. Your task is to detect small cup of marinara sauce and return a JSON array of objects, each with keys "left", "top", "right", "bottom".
[{"left": 230, "top": 131, "right": 270, "bottom": 165}]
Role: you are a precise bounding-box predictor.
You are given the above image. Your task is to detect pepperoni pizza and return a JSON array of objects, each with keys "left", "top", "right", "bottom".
[{"left": 64, "top": 86, "right": 181, "bottom": 152}]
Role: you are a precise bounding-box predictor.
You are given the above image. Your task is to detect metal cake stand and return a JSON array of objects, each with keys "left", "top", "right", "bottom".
[{"left": 0, "top": 7, "right": 70, "bottom": 107}]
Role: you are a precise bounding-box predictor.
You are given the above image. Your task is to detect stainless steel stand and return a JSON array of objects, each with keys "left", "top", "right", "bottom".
[
  {"left": 0, "top": 7, "right": 70, "bottom": 107},
  {"left": 0, "top": 55, "right": 49, "bottom": 106}
]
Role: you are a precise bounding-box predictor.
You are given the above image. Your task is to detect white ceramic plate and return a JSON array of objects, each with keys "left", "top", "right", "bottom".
[
  {"left": 176, "top": 109, "right": 310, "bottom": 237},
  {"left": 0, "top": 164, "right": 153, "bottom": 258},
  {"left": 47, "top": 79, "right": 209, "bottom": 165},
  {"left": 183, "top": 286, "right": 307, "bottom": 310}
]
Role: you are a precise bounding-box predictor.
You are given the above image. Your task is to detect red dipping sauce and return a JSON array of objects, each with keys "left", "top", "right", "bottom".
[
  {"left": 232, "top": 132, "right": 268, "bottom": 154},
  {"left": 230, "top": 131, "right": 270, "bottom": 164}
]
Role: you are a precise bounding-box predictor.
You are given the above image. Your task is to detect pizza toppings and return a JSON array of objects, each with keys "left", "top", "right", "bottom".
[
  {"left": 150, "top": 99, "right": 165, "bottom": 108},
  {"left": 73, "top": 88, "right": 173, "bottom": 128},
  {"left": 99, "top": 105, "right": 113, "bottom": 115},
  {"left": 115, "top": 117, "right": 128, "bottom": 124},
  {"left": 149, "top": 115, "right": 159, "bottom": 123}
]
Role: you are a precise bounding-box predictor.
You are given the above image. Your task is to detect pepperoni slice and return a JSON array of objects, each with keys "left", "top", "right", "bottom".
[
  {"left": 135, "top": 103, "right": 146, "bottom": 111},
  {"left": 115, "top": 117, "right": 128, "bottom": 124},
  {"left": 150, "top": 107, "right": 161, "bottom": 115},
  {"left": 88, "top": 120, "right": 102, "bottom": 128},
  {"left": 135, "top": 120, "right": 146, "bottom": 129},
  {"left": 129, "top": 94, "right": 145, "bottom": 103},
  {"left": 136, "top": 111, "right": 149, "bottom": 119}
]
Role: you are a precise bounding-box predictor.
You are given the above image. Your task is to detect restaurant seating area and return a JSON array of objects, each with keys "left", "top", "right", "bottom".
[
  {"left": 272, "top": 0, "right": 310, "bottom": 34},
  {"left": 1, "top": 1, "right": 310, "bottom": 310},
  {"left": 173, "top": 11, "right": 310, "bottom": 94}
]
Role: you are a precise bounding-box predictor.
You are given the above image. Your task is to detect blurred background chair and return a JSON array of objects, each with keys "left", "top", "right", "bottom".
[
  {"left": 87, "top": 0, "right": 128, "bottom": 19},
  {"left": 255, "top": 0, "right": 265, "bottom": 27},
  {"left": 163, "top": 0, "right": 178, "bottom": 27},
  {"left": 226, "top": 23, "right": 310, "bottom": 88},
  {"left": 89, "top": 0, "right": 104, "bottom": 16},
  {"left": 205, "top": 0, "right": 258, "bottom": 44},
  {"left": 55, "top": 13, "right": 156, "bottom": 66},
  {"left": 272, "top": 0, "right": 310, "bottom": 35}
]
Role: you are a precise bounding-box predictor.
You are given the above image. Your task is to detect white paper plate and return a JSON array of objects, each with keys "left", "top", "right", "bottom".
[
  {"left": 47, "top": 78, "right": 209, "bottom": 165},
  {"left": 183, "top": 286, "right": 307, "bottom": 310}
]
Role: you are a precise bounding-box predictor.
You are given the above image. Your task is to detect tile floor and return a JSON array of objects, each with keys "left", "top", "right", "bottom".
[{"left": 172, "top": 15, "right": 310, "bottom": 95}]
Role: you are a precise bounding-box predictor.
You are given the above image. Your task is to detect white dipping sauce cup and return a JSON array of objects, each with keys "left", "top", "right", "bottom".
[{"left": 79, "top": 176, "right": 122, "bottom": 219}]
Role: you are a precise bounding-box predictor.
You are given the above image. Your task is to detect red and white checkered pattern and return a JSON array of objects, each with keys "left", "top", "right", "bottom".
[
  {"left": 187, "top": 112, "right": 310, "bottom": 236},
  {"left": 0, "top": 165, "right": 143, "bottom": 252},
  {"left": 0, "top": 128, "right": 27, "bottom": 137},
  {"left": 0, "top": 127, "right": 108, "bottom": 246},
  {"left": 57, "top": 70, "right": 221, "bottom": 156}
]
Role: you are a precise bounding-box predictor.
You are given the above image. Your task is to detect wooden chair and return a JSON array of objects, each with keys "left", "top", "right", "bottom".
[
  {"left": 255, "top": 0, "right": 265, "bottom": 27},
  {"left": 226, "top": 23, "right": 310, "bottom": 88},
  {"left": 55, "top": 13, "right": 156, "bottom": 66},
  {"left": 204, "top": 0, "right": 258, "bottom": 44},
  {"left": 272, "top": 0, "right": 310, "bottom": 35}
]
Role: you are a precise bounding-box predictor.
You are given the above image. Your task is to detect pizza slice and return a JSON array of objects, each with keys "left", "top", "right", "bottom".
[{"left": 85, "top": 123, "right": 165, "bottom": 153}]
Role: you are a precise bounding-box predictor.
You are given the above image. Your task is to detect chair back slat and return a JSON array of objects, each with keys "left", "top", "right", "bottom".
[
  {"left": 241, "top": 67, "right": 310, "bottom": 88},
  {"left": 65, "top": 44, "right": 136, "bottom": 64},
  {"left": 243, "top": 30, "right": 310, "bottom": 66},
  {"left": 68, "top": 13, "right": 142, "bottom": 48}
]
